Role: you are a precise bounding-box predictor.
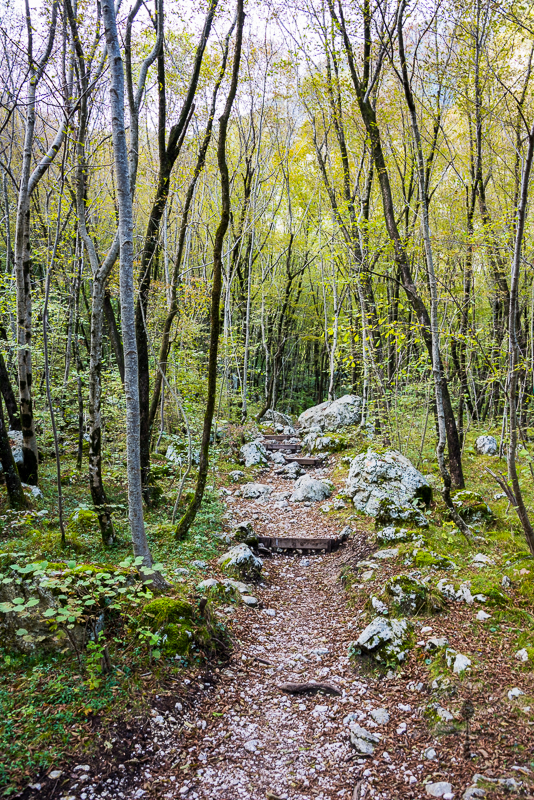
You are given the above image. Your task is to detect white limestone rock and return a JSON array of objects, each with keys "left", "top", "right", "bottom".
[
  {"left": 274, "top": 462, "right": 304, "bottom": 480},
  {"left": 298, "top": 394, "right": 362, "bottom": 433},
  {"left": 240, "top": 439, "right": 269, "bottom": 468},
  {"left": 345, "top": 449, "right": 431, "bottom": 525},
  {"left": 217, "top": 544, "right": 263, "bottom": 581},
  {"left": 475, "top": 435, "right": 497, "bottom": 456},
  {"left": 228, "top": 470, "right": 245, "bottom": 483},
  {"left": 352, "top": 616, "right": 413, "bottom": 666},
  {"left": 290, "top": 475, "right": 333, "bottom": 503},
  {"left": 260, "top": 409, "right": 294, "bottom": 428},
  {"left": 241, "top": 483, "right": 271, "bottom": 499},
  {"left": 425, "top": 782, "right": 452, "bottom": 797}
]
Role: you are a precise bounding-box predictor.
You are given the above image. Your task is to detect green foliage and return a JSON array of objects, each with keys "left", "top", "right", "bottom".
[{"left": 137, "top": 596, "right": 230, "bottom": 660}]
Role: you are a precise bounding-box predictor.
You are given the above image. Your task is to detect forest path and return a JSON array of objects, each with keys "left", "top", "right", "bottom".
[{"left": 140, "top": 459, "right": 378, "bottom": 800}]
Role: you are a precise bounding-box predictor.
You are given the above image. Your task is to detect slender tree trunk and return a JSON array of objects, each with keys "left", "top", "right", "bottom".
[
  {"left": 175, "top": 0, "right": 244, "bottom": 541},
  {"left": 504, "top": 121, "right": 534, "bottom": 555},
  {"left": 14, "top": 0, "right": 60, "bottom": 485},
  {"left": 104, "top": 289, "right": 125, "bottom": 383},
  {"left": 0, "top": 397, "right": 26, "bottom": 509},
  {"left": 397, "top": 5, "right": 471, "bottom": 535},
  {"left": 102, "top": 0, "right": 157, "bottom": 573},
  {"left": 0, "top": 351, "right": 20, "bottom": 430},
  {"left": 88, "top": 277, "right": 115, "bottom": 544}
]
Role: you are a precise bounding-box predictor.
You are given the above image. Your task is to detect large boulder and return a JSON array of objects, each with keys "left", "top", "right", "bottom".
[
  {"left": 475, "top": 435, "right": 497, "bottom": 456},
  {"left": 298, "top": 394, "right": 362, "bottom": 434},
  {"left": 290, "top": 475, "right": 333, "bottom": 503},
  {"left": 351, "top": 616, "right": 413, "bottom": 667},
  {"left": 345, "top": 449, "right": 431, "bottom": 525},
  {"left": 239, "top": 440, "right": 268, "bottom": 467},
  {"left": 217, "top": 544, "right": 263, "bottom": 581}
]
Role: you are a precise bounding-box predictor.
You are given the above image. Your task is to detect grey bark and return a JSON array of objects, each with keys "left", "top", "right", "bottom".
[{"left": 102, "top": 0, "right": 157, "bottom": 574}]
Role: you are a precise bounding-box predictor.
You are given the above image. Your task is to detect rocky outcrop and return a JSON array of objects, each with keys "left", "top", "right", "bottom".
[
  {"left": 345, "top": 449, "right": 431, "bottom": 526},
  {"left": 239, "top": 440, "right": 269, "bottom": 468},
  {"left": 376, "top": 526, "right": 423, "bottom": 546},
  {"left": 298, "top": 394, "right": 362, "bottom": 434},
  {"left": 290, "top": 475, "right": 333, "bottom": 502}
]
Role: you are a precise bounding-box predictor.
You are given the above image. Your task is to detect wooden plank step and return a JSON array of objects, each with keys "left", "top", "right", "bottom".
[
  {"left": 258, "top": 536, "right": 342, "bottom": 553},
  {"left": 284, "top": 455, "right": 323, "bottom": 466},
  {"left": 262, "top": 434, "right": 294, "bottom": 441},
  {"left": 264, "top": 442, "right": 301, "bottom": 451}
]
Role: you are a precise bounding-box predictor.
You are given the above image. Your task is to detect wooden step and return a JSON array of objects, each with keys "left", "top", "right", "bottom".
[
  {"left": 283, "top": 455, "right": 324, "bottom": 466},
  {"left": 257, "top": 535, "right": 344, "bottom": 553},
  {"left": 262, "top": 434, "right": 294, "bottom": 441},
  {"left": 264, "top": 442, "right": 301, "bottom": 452}
]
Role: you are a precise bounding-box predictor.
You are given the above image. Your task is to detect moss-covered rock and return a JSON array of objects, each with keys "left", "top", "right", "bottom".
[
  {"left": 66, "top": 508, "right": 100, "bottom": 536},
  {"left": 469, "top": 575, "right": 509, "bottom": 606},
  {"left": 139, "top": 596, "right": 230, "bottom": 659},
  {"left": 218, "top": 544, "right": 262, "bottom": 581},
  {"left": 385, "top": 575, "right": 445, "bottom": 615},
  {"left": 349, "top": 616, "right": 414, "bottom": 669},
  {"left": 375, "top": 497, "right": 428, "bottom": 529},
  {"left": 376, "top": 526, "right": 425, "bottom": 546},
  {"left": 412, "top": 549, "right": 455, "bottom": 570},
  {"left": 451, "top": 490, "right": 494, "bottom": 525}
]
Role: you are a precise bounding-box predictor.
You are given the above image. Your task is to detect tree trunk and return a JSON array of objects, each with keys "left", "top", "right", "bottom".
[
  {"left": 102, "top": 0, "right": 158, "bottom": 574},
  {"left": 175, "top": 0, "right": 244, "bottom": 541},
  {"left": 0, "top": 397, "right": 26, "bottom": 509}
]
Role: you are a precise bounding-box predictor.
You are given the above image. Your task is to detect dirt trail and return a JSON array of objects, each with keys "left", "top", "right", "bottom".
[{"left": 181, "top": 548, "right": 364, "bottom": 799}]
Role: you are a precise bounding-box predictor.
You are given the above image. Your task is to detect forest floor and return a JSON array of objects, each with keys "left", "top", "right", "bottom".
[{"left": 18, "top": 453, "right": 534, "bottom": 800}]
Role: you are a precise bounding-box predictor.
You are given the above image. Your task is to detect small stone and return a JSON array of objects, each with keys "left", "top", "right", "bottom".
[
  {"left": 502, "top": 575, "right": 512, "bottom": 588},
  {"left": 476, "top": 610, "right": 491, "bottom": 621},
  {"left": 374, "top": 548, "right": 399, "bottom": 559},
  {"left": 243, "top": 740, "right": 258, "bottom": 753},
  {"left": 508, "top": 687, "right": 524, "bottom": 699},
  {"left": 229, "top": 469, "right": 245, "bottom": 482},
  {"left": 425, "top": 782, "right": 452, "bottom": 797},
  {"left": 453, "top": 653, "right": 471, "bottom": 673},
  {"left": 264, "top": 608, "right": 276, "bottom": 616},
  {"left": 301, "top": 559, "right": 310, "bottom": 566},
  {"left": 436, "top": 706, "right": 454, "bottom": 721},
  {"left": 242, "top": 595, "right": 259, "bottom": 607},
  {"left": 197, "top": 578, "right": 219, "bottom": 591},
  {"left": 397, "top": 703, "right": 412, "bottom": 711},
  {"left": 425, "top": 748, "right": 437, "bottom": 760},
  {"left": 515, "top": 648, "right": 529, "bottom": 662},
  {"left": 369, "top": 708, "right": 390, "bottom": 724},
  {"left": 49, "top": 771, "right": 63, "bottom": 780},
  {"left": 192, "top": 560, "right": 207, "bottom": 568},
  {"left": 425, "top": 637, "right": 448, "bottom": 651},
  {"left": 73, "top": 765, "right": 90, "bottom": 772},
  {"left": 472, "top": 553, "right": 493, "bottom": 566},
  {"left": 396, "top": 722, "right": 407, "bottom": 734}
]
